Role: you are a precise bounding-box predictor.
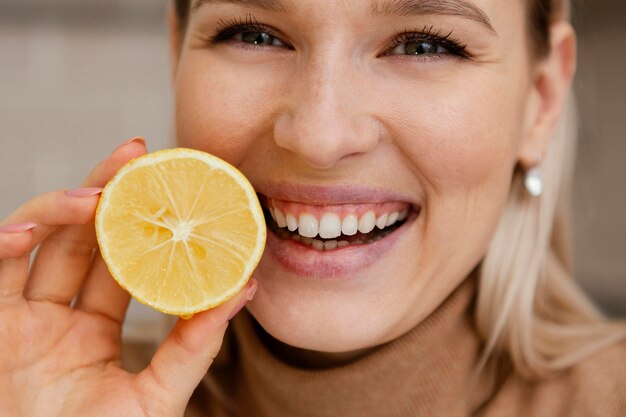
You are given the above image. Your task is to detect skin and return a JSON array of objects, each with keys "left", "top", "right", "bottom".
[
  {"left": 172, "top": 0, "right": 575, "bottom": 358},
  {"left": 0, "top": 0, "right": 575, "bottom": 415}
]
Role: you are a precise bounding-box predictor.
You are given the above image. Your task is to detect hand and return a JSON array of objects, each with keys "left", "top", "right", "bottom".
[{"left": 0, "top": 139, "right": 256, "bottom": 417}]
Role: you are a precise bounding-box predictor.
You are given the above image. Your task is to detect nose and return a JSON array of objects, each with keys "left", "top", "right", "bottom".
[{"left": 273, "top": 56, "right": 380, "bottom": 169}]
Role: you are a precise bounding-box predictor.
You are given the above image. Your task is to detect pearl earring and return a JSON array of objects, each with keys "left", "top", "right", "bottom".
[{"left": 524, "top": 165, "right": 543, "bottom": 197}]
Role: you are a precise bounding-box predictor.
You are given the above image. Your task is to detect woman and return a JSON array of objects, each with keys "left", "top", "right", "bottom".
[{"left": 0, "top": 0, "right": 624, "bottom": 415}]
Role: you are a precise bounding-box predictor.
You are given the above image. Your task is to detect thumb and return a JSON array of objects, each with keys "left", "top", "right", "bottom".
[{"left": 137, "top": 279, "right": 258, "bottom": 409}]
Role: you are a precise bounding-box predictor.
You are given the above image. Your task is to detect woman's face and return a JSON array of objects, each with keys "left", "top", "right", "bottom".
[{"left": 173, "top": 0, "right": 537, "bottom": 353}]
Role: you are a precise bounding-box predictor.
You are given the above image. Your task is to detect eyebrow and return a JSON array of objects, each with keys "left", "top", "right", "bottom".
[
  {"left": 192, "top": 0, "right": 289, "bottom": 13},
  {"left": 372, "top": 0, "right": 497, "bottom": 34}
]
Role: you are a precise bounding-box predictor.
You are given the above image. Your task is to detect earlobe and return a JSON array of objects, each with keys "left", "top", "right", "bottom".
[
  {"left": 168, "top": 2, "right": 182, "bottom": 82},
  {"left": 518, "top": 22, "right": 577, "bottom": 170}
]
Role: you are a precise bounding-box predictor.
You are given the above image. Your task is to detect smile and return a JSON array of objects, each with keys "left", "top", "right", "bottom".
[
  {"left": 255, "top": 186, "right": 421, "bottom": 278},
  {"left": 263, "top": 198, "right": 411, "bottom": 251}
]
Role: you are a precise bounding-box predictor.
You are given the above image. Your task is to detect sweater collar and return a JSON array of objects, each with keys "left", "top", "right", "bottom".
[{"left": 203, "top": 278, "right": 491, "bottom": 417}]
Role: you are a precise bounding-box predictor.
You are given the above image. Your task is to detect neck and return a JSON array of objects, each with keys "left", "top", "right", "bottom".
[
  {"left": 253, "top": 320, "right": 375, "bottom": 369},
  {"left": 200, "top": 278, "right": 496, "bottom": 417}
]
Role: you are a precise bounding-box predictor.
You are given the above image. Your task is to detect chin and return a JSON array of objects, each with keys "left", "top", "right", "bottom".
[
  {"left": 242, "top": 206, "right": 426, "bottom": 353},
  {"left": 246, "top": 292, "right": 392, "bottom": 353}
]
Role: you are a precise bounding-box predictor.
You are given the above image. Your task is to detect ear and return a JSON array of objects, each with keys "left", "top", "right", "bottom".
[
  {"left": 518, "top": 21, "right": 577, "bottom": 169},
  {"left": 168, "top": 2, "right": 183, "bottom": 82}
]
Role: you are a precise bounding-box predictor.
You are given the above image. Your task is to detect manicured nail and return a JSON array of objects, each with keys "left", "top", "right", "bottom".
[
  {"left": 112, "top": 137, "right": 146, "bottom": 153},
  {"left": 0, "top": 222, "right": 38, "bottom": 233},
  {"left": 228, "top": 280, "right": 258, "bottom": 320},
  {"left": 246, "top": 279, "right": 258, "bottom": 301},
  {"left": 65, "top": 187, "right": 103, "bottom": 198}
]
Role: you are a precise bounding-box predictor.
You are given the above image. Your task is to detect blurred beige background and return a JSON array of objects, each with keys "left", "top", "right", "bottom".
[{"left": 0, "top": 0, "right": 624, "bottom": 342}]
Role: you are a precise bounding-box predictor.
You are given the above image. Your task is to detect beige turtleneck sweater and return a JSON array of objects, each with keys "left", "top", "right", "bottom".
[{"left": 174, "top": 280, "right": 625, "bottom": 417}]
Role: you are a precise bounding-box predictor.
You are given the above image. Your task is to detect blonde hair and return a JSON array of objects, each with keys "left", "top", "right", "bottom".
[{"left": 475, "top": 92, "right": 626, "bottom": 378}]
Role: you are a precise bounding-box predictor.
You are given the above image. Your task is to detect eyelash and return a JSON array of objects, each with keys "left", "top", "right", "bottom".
[
  {"left": 207, "top": 15, "right": 470, "bottom": 59},
  {"left": 388, "top": 26, "right": 469, "bottom": 59},
  {"left": 209, "top": 14, "right": 285, "bottom": 47}
]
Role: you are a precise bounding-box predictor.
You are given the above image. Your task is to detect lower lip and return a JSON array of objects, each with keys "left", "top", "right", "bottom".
[{"left": 264, "top": 210, "right": 419, "bottom": 279}]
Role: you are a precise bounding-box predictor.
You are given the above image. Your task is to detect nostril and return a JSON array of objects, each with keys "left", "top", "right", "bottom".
[{"left": 273, "top": 110, "right": 380, "bottom": 169}]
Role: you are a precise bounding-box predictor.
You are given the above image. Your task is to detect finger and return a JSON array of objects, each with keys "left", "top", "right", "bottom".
[
  {"left": 0, "top": 190, "right": 100, "bottom": 305},
  {"left": 25, "top": 220, "right": 99, "bottom": 304},
  {"left": 2, "top": 137, "right": 146, "bottom": 231},
  {"left": 80, "top": 137, "right": 147, "bottom": 188},
  {"left": 0, "top": 226, "right": 36, "bottom": 304},
  {"left": 1, "top": 190, "right": 103, "bottom": 249},
  {"left": 24, "top": 138, "right": 147, "bottom": 304},
  {"left": 136, "top": 279, "right": 258, "bottom": 409},
  {"left": 74, "top": 253, "right": 131, "bottom": 324},
  {"left": 0, "top": 192, "right": 100, "bottom": 305},
  {"left": 0, "top": 257, "right": 30, "bottom": 305},
  {"left": 0, "top": 191, "right": 103, "bottom": 303},
  {"left": 0, "top": 224, "right": 37, "bottom": 259}
]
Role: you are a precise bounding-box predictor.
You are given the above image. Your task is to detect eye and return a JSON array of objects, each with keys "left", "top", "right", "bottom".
[
  {"left": 234, "top": 30, "right": 285, "bottom": 47},
  {"left": 384, "top": 27, "right": 469, "bottom": 59},
  {"left": 209, "top": 15, "right": 290, "bottom": 49},
  {"left": 389, "top": 39, "right": 447, "bottom": 56}
]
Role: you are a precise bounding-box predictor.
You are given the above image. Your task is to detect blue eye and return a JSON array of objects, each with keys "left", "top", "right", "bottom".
[
  {"left": 235, "top": 31, "right": 285, "bottom": 47},
  {"left": 210, "top": 15, "right": 289, "bottom": 49},
  {"left": 390, "top": 40, "right": 447, "bottom": 56},
  {"left": 386, "top": 27, "right": 469, "bottom": 59}
]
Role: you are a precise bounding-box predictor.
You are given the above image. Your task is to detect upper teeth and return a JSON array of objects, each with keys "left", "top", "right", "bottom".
[{"left": 269, "top": 207, "right": 408, "bottom": 239}]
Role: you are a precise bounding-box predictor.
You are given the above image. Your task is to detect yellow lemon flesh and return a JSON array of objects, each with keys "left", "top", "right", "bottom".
[{"left": 95, "top": 148, "right": 266, "bottom": 316}]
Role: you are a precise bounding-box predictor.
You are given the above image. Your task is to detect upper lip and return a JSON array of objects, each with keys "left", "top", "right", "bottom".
[{"left": 254, "top": 182, "right": 420, "bottom": 207}]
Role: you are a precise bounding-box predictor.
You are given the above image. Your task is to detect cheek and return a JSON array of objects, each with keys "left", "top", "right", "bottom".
[
  {"left": 387, "top": 75, "right": 526, "bottom": 200},
  {"left": 406, "top": 93, "right": 518, "bottom": 188},
  {"left": 381, "top": 74, "right": 528, "bottom": 261},
  {"left": 174, "top": 54, "right": 281, "bottom": 165}
]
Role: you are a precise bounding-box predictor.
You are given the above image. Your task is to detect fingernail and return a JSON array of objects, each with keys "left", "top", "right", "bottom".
[
  {"left": 112, "top": 137, "right": 146, "bottom": 153},
  {"left": 0, "top": 222, "right": 38, "bottom": 233},
  {"left": 246, "top": 279, "right": 258, "bottom": 301},
  {"left": 65, "top": 187, "right": 104, "bottom": 198},
  {"left": 228, "top": 280, "right": 257, "bottom": 320}
]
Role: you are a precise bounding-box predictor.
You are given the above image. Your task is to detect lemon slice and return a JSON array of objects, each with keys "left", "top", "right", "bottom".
[{"left": 95, "top": 148, "right": 266, "bottom": 316}]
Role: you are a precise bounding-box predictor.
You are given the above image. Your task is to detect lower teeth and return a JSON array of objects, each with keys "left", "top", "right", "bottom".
[{"left": 274, "top": 224, "right": 398, "bottom": 251}]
